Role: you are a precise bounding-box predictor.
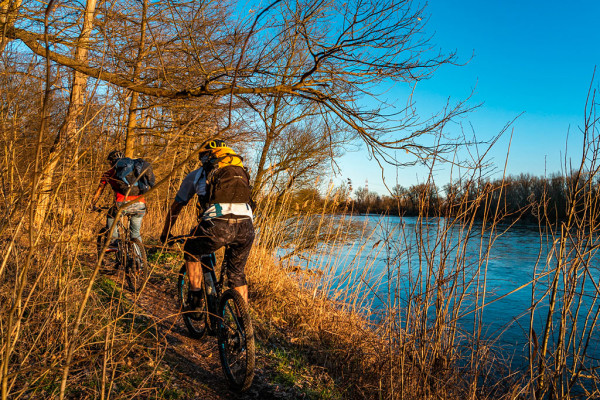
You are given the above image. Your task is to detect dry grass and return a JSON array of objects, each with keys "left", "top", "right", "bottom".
[
  {"left": 2, "top": 96, "right": 600, "bottom": 400},
  {"left": 2, "top": 159, "right": 600, "bottom": 399},
  {"left": 240, "top": 98, "right": 600, "bottom": 399}
]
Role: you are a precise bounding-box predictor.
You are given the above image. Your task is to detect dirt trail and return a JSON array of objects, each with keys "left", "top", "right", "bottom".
[{"left": 115, "top": 264, "right": 301, "bottom": 400}]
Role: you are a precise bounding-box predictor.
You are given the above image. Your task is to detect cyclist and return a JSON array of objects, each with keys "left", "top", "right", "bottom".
[
  {"left": 90, "top": 150, "right": 147, "bottom": 253},
  {"left": 160, "top": 139, "right": 254, "bottom": 311}
]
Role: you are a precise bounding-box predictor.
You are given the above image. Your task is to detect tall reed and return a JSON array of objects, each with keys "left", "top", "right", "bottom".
[
  {"left": 2, "top": 83, "right": 599, "bottom": 400},
  {"left": 528, "top": 87, "right": 600, "bottom": 399},
  {"left": 247, "top": 92, "right": 600, "bottom": 399}
]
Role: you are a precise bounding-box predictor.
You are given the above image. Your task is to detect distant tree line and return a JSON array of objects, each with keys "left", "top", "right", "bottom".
[
  {"left": 442, "top": 172, "right": 600, "bottom": 223},
  {"left": 284, "top": 172, "right": 600, "bottom": 224}
]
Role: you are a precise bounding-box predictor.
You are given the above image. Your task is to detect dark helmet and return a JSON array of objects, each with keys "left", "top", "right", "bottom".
[{"left": 107, "top": 150, "right": 124, "bottom": 165}]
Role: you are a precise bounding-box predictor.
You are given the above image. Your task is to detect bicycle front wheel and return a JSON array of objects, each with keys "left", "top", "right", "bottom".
[
  {"left": 126, "top": 239, "right": 148, "bottom": 293},
  {"left": 177, "top": 265, "right": 208, "bottom": 339},
  {"left": 217, "top": 289, "right": 255, "bottom": 392}
]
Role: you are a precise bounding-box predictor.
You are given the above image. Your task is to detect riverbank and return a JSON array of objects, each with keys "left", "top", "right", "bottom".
[
  {"left": 124, "top": 240, "right": 526, "bottom": 400},
  {"left": 4, "top": 209, "right": 598, "bottom": 399},
  {"left": 0, "top": 235, "right": 495, "bottom": 399}
]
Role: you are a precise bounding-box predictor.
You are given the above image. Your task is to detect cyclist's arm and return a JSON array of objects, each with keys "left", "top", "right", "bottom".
[
  {"left": 161, "top": 168, "right": 202, "bottom": 241},
  {"left": 161, "top": 200, "right": 185, "bottom": 239},
  {"left": 90, "top": 181, "right": 107, "bottom": 208}
]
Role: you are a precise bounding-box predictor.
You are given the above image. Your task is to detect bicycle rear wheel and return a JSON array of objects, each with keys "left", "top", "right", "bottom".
[
  {"left": 126, "top": 239, "right": 148, "bottom": 293},
  {"left": 217, "top": 289, "right": 255, "bottom": 392},
  {"left": 97, "top": 228, "right": 120, "bottom": 270},
  {"left": 177, "top": 265, "right": 208, "bottom": 339}
]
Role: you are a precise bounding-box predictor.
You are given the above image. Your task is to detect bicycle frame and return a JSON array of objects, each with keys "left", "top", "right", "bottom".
[
  {"left": 101, "top": 213, "right": 130, "bottom": 264},
  {"left": 175, "top": 242, "right": 255, "bottom": 391},
  {"left": 199, "top": 252, "right": 233, "bottom": 334},
  {"left": 170, "top": 235, "right": 227, "bottom": 293},
  {"left": 177, "top": 246, "right": 236, "bottom": 333},
  {"left": 96, "top": 206, "right": 148, "bottom": 292},
  {"left": 97, "top": 206, "right": 131, "bottom": 252}
]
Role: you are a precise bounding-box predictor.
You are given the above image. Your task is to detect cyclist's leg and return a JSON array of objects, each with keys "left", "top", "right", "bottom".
[
  {"left": 127, "top": 203, "right": 146, "bottom": 241},
  {"left": 234, "top": 284, "right": 248, "bottom": 304},
  {"left": 225, "top": 219, "right": 255, "bottom": 304},
  {"left": 183, "top": 258, "right": 205, "bottom": 313},
  {"left": 185, "top": 260, "right": 203, "bottom": 290},
  {"left": 184, "top": 229, "right": 206, "bottom": 291},
  {"left": 105, "top": 206, "right": 119, "bottom": 242},
  {"left": 183, "top": 219, "right": 225, "bottom": 304}
]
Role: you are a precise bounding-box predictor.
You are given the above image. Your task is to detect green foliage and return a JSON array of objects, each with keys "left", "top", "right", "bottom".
[
  {"left": 147, "top": 248, "right": 180, "bottom": 264},
  {"left": 94, "top": 275, "right": 119, "bottom": 298},
  {"left": 266, "top": 347, "right": 342, "bottom": 400}
]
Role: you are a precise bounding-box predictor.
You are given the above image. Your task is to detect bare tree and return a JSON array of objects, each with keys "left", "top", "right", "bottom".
[
  {"left": 0, "top": 0, "right": 21, "bottom": 55},
  {"left": 4, "top": 0, "right": 469, "bottom": 166},
  {"left": 123, "top": 0, "right": 149, "bottom": 156},
  {"left": 28, "top": 0, "right": 99, "bottom": 228}
]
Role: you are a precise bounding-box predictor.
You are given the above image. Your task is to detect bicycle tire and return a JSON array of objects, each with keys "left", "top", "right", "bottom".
[
  {"left": 115, "top": 239, "right": 129, "bottom": 288},
  {"left": 177, "top": 265, "right": 208, "bottom": 339},
  {"left": 126, "top": 239, "right": 148, "bottom": 293},
  {"left": 217, "top": 289, "right": 255, "bottom": 392},
  {"left": 116, "top": 239, "right": 127, "bottom": 270},
  {"left": 97, "top": 228, "right": 120, "bottom": 269}
]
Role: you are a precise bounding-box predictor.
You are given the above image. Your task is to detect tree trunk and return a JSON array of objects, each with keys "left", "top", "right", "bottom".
[
  {"left": 0, "top": 0, "right": 22, "bottom": 55},
  {"left": 34, "top": 0, "right": 97, "bottom": 228},
  {"left": 124, "top": 0, "right": 148, "bottom": 157}
]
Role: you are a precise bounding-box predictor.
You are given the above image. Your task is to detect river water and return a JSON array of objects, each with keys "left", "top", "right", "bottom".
[{"left": 286, "top": 214, "right": 600, "bottom": 368}]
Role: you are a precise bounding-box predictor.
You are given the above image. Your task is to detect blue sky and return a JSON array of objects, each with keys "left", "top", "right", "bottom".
[{"left": 338, "top": 0, "right": 600, "bottom": 194}]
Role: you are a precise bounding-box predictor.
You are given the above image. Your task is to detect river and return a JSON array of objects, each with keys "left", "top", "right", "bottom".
[{"left": 283, "top": 214, "right": 600, "bottom": 369}]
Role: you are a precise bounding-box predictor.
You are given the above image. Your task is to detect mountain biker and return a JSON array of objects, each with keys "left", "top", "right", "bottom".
[
  {"left": 160, "top": 139, "right": 254, "bottom": 310},
  {"left": 90, "top": 150, "right": 147, "bottom": 251}
]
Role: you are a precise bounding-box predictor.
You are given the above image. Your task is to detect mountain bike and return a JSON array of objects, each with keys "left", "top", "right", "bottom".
[
  {"left": 173, "top": 240, "right": 255, "bottom": 392},
  {"left": 95, "top": 206, "right": 148, "bottom": 293}
]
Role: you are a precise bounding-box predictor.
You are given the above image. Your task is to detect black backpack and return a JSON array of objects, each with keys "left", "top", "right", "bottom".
[
  {"left": 201, "top": 147, "right": 252, "bottom": 207},
  {"left": 114, "top": 157, "right": 156, "bottom": 196},
  {"left": 204, "top": 165, "right": 252, "bottom": 206}
]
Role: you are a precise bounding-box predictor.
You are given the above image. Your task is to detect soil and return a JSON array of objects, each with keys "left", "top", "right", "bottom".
[{"left": 105, "top": 260, "right": 314, "bottom": 400}]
